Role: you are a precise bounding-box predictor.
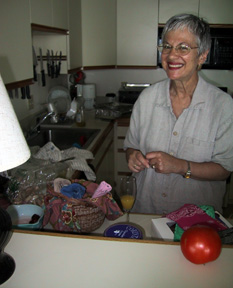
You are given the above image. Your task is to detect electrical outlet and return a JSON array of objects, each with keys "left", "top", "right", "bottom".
[{"left": 28, "top": 95, "right": 34, "bottom": 110}]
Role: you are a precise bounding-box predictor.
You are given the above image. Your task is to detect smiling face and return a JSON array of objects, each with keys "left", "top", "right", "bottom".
[{"left": 161, "top": 28, "right": 208, "bottom": 84}]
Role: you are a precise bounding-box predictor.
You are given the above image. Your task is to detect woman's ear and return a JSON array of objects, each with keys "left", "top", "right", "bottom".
[{"left": 199, "top": 50, "right": 209, "bottom": 65}]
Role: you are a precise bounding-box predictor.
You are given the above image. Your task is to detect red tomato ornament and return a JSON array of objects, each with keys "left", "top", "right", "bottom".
[{"left": 180, "top": 225, "right": 222, "bottom": 264}]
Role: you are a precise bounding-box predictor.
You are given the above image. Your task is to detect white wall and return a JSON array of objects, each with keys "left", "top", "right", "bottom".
[{"left": 84, "top": 68, "right": 233, "bottom": 97}]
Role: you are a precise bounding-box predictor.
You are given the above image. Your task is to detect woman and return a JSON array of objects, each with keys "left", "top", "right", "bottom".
[{"left": 124, "top": 14, "right": 233, "bottom": 214}]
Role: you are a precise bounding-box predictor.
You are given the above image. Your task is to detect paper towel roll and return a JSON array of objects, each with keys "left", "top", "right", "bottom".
[{"left": 83, "top": 84, "right": 96, "bottom": 110}]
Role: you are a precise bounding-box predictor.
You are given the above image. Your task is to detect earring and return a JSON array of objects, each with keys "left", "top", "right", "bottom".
[{"left": 197, "top": 63, "right": 202, "bottom": 71}]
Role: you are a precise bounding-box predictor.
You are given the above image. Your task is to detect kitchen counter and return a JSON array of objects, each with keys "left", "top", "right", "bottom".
[{"left": 3, "top": 213, "right": 233, "bottom": 288}]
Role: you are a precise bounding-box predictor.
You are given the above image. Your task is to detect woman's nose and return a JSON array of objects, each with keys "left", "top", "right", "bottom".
[{"left": 168, "top": 47, "right": 179, "bottom": 56}]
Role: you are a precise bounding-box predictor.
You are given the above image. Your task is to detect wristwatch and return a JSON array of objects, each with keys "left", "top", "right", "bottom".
[{"left": 184, "top": 161, "right": 191, "bottom": 179}]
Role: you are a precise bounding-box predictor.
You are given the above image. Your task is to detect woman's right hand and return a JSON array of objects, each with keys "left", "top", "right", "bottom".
[{"left": 126, "top": 148, "right": 150, "bottom": 172}]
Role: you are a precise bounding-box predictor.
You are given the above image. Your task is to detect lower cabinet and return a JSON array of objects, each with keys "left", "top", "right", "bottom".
[
  {"left": 114, "top": 120, "right": 131, "bottom": 195},
  {"left": 91, "top": 127, "right": 114, "bottom": 188}
]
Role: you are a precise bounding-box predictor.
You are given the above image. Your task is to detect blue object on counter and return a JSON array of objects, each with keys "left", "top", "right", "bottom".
[
  {"left": 104, "top": 223, "right": 143, "bottom": 239},
  {"left": 72, "top": 143, "right": 82, "bottom": 149},
  {"left": 60, "top": 183, "right": 85, "bottom": 199}
]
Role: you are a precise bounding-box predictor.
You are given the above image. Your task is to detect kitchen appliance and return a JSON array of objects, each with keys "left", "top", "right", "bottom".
[
  {"left": 157, "top": 27, "right": 233, "bottom": 70},
  {"left": 77, "top": 84, "right": 96, "bottom": 110},
  {"left": 119, "top": 82, "right": 229, "bottom": 105},
  {"left": 118, "top": 82, "right": 150, "bottom": 104}
]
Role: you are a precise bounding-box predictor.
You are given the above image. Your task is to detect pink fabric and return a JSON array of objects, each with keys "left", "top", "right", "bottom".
[
  {"left": 92, "top": 181, "right": 112, "bottom": 198},
  {"left": 166, "top": 204, "right": 227, "bottom": 231}
]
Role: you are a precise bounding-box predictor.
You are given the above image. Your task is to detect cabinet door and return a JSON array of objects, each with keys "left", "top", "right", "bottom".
[
  {"left": 68, "top": 0, "right": 82, "bottom": 70},
  {"left": 30, "top": 0, "right": 53, "bottom": 26},
  {"left": 158, "top": 0, "right": 199, "bottom": 24},
  {"left": 81, "top": 0, "right": 116, "bottom": 67},
  {"left": 199, "top": 0, "right": 233, "bottom": 24},
  {"left": 114, "top": 123, "right": 131, "bottom": 194},
  {"left": 53, "top": 0, "right": 69, "bottom": 29},
  {"left": 0, "top": 0, "right": 33, "bottom": 84},
  {"left": 117, "top": 0, "right": 158, "bottom": 66},
  {"left": 30, "top": 0, "right": 68, "bottom": 29},
  {"left": 92, "top": 129, "right": 114, "bottom": 187}
]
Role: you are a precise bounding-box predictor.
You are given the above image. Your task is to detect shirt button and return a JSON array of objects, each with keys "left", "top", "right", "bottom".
[
  {"left": 162, "top": 193, "right": 167, "bottom": 197},
  {"left": 170, "top": 151, "right": 174, "bottom": 156},
  {"left": 173, "top": 131, "right": 178, "bottom": 136}
]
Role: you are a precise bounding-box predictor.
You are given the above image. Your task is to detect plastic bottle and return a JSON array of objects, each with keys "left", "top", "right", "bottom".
[{"left": 76, "top": 94, "right": 85, "bottom": 127}]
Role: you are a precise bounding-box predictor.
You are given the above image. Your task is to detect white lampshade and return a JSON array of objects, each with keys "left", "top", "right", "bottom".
[{"left": 0, "top": 74, "right": 31, "bottom": 172}]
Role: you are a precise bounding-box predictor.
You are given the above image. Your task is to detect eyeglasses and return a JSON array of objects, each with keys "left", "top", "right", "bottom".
[{"left": 157, "top": 43, "right": 199, "bottom": 56}]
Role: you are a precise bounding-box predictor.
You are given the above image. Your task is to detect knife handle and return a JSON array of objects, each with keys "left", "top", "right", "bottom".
[
  {"left": 41, "top": 69, "right": 46, "bottom": 86},
  {"left": 26, "top": 86, "right": 31, "bottom": 99},
  {"left": 47, "top": 63, "right": 51, "bottom": 77},
  {"left": 55, "top": 64, "right": 59, "bottom": 78},
  {"left": 33, "top": 65, "right": 37, "bottom": 81},
  {"left": 58, "top": 62, "right": 61, "bottom": 76},
  {"left": 21, "top": 87, "right": 26, "bottom": 99},
  {"left": 51, "top": 64, "right": 54, "bottom": 78}
]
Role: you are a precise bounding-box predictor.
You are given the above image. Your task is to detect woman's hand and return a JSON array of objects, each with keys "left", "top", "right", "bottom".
[
  {"left": 126, "top": 148, "right": 150, "bottom": 172},
  {"left": 146, "top": 151, "right": 231, "bottom": 180},
  {"left": 146, "top": 151, "right": 180, "bottom": 174}
]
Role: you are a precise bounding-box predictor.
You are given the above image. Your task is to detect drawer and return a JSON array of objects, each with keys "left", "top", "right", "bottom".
[{"left": 117, "top": 138, "right": 125, "bottom": 149}]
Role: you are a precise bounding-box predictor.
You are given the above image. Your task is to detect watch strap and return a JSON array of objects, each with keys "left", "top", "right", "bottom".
[{"left": 184, "top": 161, "right": 191, "bottom": 179}]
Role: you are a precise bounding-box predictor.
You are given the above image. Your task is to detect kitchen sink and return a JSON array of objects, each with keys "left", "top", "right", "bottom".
[{"left": 27, "top": 127, "right": 100, "bottom": 150}]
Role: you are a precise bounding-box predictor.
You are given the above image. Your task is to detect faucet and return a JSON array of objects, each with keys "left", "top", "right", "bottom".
[{"left": 26, "top": 111, "right": 57, "bottom": 139}]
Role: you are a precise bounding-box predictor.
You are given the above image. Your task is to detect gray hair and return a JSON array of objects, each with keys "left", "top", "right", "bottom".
[{"left": 162, "top": 14, "right": 211, "bottom": 55}]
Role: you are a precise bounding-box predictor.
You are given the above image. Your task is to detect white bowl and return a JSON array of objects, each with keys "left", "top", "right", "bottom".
[{"left": 6, "top": 204, "right": 44, "bottom": 230}]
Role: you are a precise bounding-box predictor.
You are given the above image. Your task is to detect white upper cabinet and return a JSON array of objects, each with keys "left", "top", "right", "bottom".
[
  {"left": 30, "top": 0, "right": 53, "bottom": 27},
  {"left": 53, "top": 0, "right": 69, "bottom": 29},
  {"left": 0, "top": 0, "right": 33, "bottom": 84},
  {"left": 30, "top": 0, "right": 68, "bottom": 29},
  {"left": 68, "top": 0, "right": 82, "bottom": 70},
  {"left": 159, "top": 0, "right": 199, "bottom": 24},
  {"left": 117, "top": 0, "right": 159, "bottom": 66},
  {"left": 159, "top": 0, "right": 233, "bottom": 25},
  {"left": 81, "top": 0, "right": 116, "bottom": 67},
  {"left": 199, "top": 0, "right": 233, "bottom": 24}
]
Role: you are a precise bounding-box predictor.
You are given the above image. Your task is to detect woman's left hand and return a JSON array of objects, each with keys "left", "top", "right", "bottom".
[{"left": 146, "top": 151, "right": 180, "bottom": 174}]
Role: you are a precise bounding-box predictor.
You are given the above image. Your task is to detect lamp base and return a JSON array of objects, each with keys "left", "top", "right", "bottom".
[
  {"left": 0, "top": 252, "right": 15, "bottom": 284},
  {"left": 0, "top": 207, "right": 15, "bottom": 284}
]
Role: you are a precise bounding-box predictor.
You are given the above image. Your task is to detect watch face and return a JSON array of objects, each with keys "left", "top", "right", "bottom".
[{"left": 185, "top": 171, "right": 191, "bottom": 179}]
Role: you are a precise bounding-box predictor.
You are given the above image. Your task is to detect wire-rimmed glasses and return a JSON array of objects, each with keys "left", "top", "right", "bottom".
[{"left": 157, "top": 43, "right": 199, "bottom": 56}]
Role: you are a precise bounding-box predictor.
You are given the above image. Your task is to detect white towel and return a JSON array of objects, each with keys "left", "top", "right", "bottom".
[{"left": 33, "top": 142, "right": 96, "bottom": 181}]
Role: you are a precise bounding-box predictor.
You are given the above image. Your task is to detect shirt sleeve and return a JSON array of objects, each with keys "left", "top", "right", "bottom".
[{"left": 212, "top": 100, "right": 233, "bottom": 171}]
